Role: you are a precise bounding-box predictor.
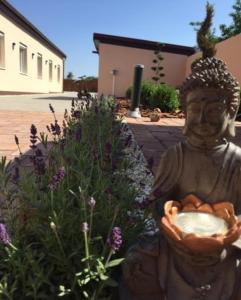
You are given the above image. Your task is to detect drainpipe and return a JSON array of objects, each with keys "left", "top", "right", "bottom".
[{"left": 128, "top": 64, "right": 144, "bottom": 118}]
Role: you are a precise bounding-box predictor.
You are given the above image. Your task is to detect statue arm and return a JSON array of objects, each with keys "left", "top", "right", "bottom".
[{"left": 149, "top": 143, "right": 183, "bottom": 216}]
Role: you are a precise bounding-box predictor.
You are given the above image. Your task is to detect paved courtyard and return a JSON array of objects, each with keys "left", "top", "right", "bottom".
[
  {"left": 0, "top": 92, "right": 77, "bottom": 160},
  {"left": 1, "top": 94, "right": 241, "bottom": 173}
]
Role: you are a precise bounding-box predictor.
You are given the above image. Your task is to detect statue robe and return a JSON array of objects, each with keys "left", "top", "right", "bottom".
[
  {"left": 125, "top": 141, "right": 241, "bottom": 300},
  {"left": 153, "top": 141, "right": 241, "bottom": 215}
]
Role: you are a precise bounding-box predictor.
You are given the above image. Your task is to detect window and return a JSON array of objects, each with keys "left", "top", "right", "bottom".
[
  {"left": 0, "top": 32, "right": 5, "bottom": 68},
  {"left": 37, "top": 53, "right": 42, "bottom": 78},
  {"left": 49, "top": 60, "right": 52, "bottom": 81},
  {"left": 57, "top": 65, "right": 61, "bottom": 82},
  {"left": 19, "top": 43, "right": 27, "bottom": 74}
]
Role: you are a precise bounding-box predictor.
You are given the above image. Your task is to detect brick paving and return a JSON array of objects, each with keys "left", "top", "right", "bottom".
[
  {"left": 126, "top": 117, "right": 241, "bottom": 175},
  {"left": 0, "top": 111, "right": 64, "bottom": 161},
  {"left": 1, "top": 110, "right": 241, "bottom": 175}
]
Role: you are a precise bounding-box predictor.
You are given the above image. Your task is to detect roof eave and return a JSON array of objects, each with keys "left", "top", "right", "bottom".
[{"left": 0, "top": 0, "right": 66, "bottom": 59}]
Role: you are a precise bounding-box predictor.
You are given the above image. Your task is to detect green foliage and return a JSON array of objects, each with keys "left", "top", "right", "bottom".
[
  {"left": 219, "top": 0, "right": 241, "bottom": 41},
  {"left": 151, "top": 43, "right": 165, "bottom": 83},
  {"left": 150, "top": 84, "right": 180, "bottom": 112},
  {"left": 125, "top": 86, "right": 132, "bottom": 99},
  {"left": 126, "top": 81, "right": 156, "bottom": 106},
  {"left": 126, "top": 82, "right": 179, "bottom": 111},
  {"left": 190, "top": 2, "right": 218, "bottom": 57},
  {"left": 197, "top": 2, "right": 217, "bottom": 58},
  {"left": 66, "top": 72, "right": 74, "bottom": 80},
  {"left": 0, "top": 97, "right": 145, "bottom": 299}
]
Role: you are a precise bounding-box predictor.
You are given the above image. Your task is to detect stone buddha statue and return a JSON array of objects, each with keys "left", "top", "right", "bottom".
[{"left": 123, "top": 57, "right": 241, "bottom": 300}]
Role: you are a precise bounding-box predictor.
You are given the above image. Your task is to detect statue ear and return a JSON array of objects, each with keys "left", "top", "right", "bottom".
[
  {"left": 183, "top": 121, "right": 188, "bottom": 135},
  {"left": 228, "top": 122, "right": 235, "bottom": 137},
  {"left": 224, "top": 119, "right": 236, "bottom": 138}
]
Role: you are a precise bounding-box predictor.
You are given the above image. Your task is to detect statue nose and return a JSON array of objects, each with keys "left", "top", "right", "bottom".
[{"left": 198, "top": 110, "right": 207, "bottom": 123}]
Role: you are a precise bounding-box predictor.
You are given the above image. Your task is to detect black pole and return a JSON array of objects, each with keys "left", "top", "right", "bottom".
[
  {"left": 128, "top": 64, "right": 144, "bottom": 118},
  {"left": 131, "top": 64, "right": 144, "bottom": 111}
]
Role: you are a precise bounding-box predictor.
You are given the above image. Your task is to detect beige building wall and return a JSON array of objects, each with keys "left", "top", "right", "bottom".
[
  {"left": 0, "top": 12, "right": 64, "bottom": 93},
  {"left": 98, "top": 43, "right": 189, "bottom": 97},
  {"left": 186, "top": 33, "right": 241, "bottom": 84}
]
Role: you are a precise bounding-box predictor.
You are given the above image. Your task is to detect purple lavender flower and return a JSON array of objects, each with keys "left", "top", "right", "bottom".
[
  {"left": 30, "top": 124, "right": 37, "bottom": 149},
  {"left": 12, "top": 166, "right": 20, "bottom": 182},
  {"left": 107, "top": 227, "right": 122, "bottom": 251},
  {"left": 147, "top": 157, "right": 154, "bottom": 170},
  {"left": 73, "top": 110, "right": 81, "bottom": 119},
  {"left": 48, "top": 167, "right": 66, "bottom": 191},
  {"left": 49, "top": 103, "right": 55, "bottom": 114},
  {"left": 81, "top": 222, "right": 89, "bottom": 233},
  {"left": 33, "top": 149, "right": 46, "bottom": 176},
  {"left": 134, "top": 198, "right": 151, "bottom": 210},
  {"left": 104, "top": 142, "right": 112, "bottom": 156},
  {"left": 105, "top": 187, "right": 113, "bottom": 195},
  {"left": 0, "top": 223, "right": 11, "bottom": 245},
  {"left": 14, "top": 135, "right": 19, "bottom": 145},
  {"left": 46, "top": 125, "right": 51, "bottom": 132},
  {"left": 88, "top": 197, "right": 96, "bottom": 209},
  {"left": 75, "top": 127, "right": 82, "bottom": 141},
  {"left": 124, "top": 135, "right": 132, "bottom": 147},
  {"left": 50, "top": 121, "right": 61, "bottom": 136}
]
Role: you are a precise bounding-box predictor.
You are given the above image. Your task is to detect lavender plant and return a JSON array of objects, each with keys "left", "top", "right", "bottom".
[{"left": 0, "top": 96, "right": 146, "bottom": 299}]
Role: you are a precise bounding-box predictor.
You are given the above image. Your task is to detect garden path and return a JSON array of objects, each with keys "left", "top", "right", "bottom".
[{"left": 126, "top": 117, "right": 241, "bottom": 175}]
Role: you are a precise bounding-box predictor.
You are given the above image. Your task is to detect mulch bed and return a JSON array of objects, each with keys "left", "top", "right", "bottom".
[{"left": 115, "top": 99, "right": 185, "bottom": 119}]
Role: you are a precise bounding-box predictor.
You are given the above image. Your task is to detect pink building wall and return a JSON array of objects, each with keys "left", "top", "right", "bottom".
[{"left": 98, "top": 43, "right": 189, "bottom": 97}]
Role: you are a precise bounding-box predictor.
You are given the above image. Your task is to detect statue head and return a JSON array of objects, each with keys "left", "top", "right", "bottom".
[{"left": 180, "top": 57, "right": 240, "bottom": 146}]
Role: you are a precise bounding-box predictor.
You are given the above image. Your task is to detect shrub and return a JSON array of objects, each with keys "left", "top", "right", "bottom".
[
  {"left": 140, "top": 81, "right": 156, "bottom": 106},
  {"left": 125, "top": 81, "right": 156, "bottom": 106},
  {"left": 150, "top": 84, "right": 180, "bottom": 112}
]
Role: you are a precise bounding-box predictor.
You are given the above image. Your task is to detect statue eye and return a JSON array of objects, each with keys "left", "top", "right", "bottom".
[{"left": 187, "top": 104, "right": 201, "bottom": 114}]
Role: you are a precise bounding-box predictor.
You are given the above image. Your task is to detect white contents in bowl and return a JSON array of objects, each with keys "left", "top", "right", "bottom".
[{"left": 172, "top": 211, "right": 228, "bottom": 237}]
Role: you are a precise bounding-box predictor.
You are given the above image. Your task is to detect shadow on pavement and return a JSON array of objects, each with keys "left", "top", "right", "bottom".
[{"left": 35, "top": 96, "right": 77, "bottom": 101}]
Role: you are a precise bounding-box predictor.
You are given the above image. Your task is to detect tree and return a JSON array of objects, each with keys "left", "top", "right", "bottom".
[
  {"left": 219, "top": 0, "right": 241, "bottom": 41},
  {"left": 190, "top": 2, "right": 217, "bottom": 59},
  {"left": 66, "top": 72, "right": 74, "bottom": 80},
  {"left": 151, "top": 43, "right": 165, "bottom": 84}
]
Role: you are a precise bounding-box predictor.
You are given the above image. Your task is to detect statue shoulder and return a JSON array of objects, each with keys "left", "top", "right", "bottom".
[
  {"left": 228, "top": 142, "right": 241, "bottom": 163},
  {"left": 160, "top": 142, "right": 184, "bottom": 161}
]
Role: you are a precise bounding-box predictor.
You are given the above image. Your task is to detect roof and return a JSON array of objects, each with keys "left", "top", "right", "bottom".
[
  {"left": 0, "top": 0, "right": 66, "bottom": 59},
  {"left": 93, "top": 33, "right": 196, "bottom": 56}
]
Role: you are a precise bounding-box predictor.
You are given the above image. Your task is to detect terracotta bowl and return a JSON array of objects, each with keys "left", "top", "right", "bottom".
[{"left": 160, "top": 194, "right": 241, "bottom": 253}]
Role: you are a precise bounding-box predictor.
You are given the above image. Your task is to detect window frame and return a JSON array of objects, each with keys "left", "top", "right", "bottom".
[
  {"left": 0, "top": 32, "right": 5, "bottom": 69},
  {"left": 57, "top": 65, "right": 61, "bottom": 82},
  {"left": 49, "top": 60, "right": 53, "bottom": 81},
  {"left": 19, "top": 43, "right": 28, "bottom": 74},
  {"left": 37, "top": 53, "right": 43, "bottom": 79}
]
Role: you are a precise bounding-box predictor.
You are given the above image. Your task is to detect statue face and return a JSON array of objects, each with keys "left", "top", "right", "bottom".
[{"left": 185, "top": 88, "right": 230, "bottom": 141}]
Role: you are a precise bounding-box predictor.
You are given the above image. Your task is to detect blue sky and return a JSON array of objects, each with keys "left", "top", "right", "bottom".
[{"left": 8, "top": 0, "right": 234, "bottom": 79}]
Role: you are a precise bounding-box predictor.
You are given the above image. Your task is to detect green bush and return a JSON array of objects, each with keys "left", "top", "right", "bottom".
[
  {"left": 125, "top": 86, "right": 132, "bottom": 99},
  {"left": 140, "top": 81, "right": 156, "bottom": 106},
  {"left": 126, "top": 81, "right": 156, "bottom": 106},
  {"left": 150, "top": 84, "right": 179, "bottom": 112},
  {"left": 126, "top": 82, "right": 179, "bottom": 112}
]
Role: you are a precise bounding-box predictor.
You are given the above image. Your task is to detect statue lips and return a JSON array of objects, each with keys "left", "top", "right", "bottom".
[
  {"left": 192, "top": 123, "right": 219, "bottom": 137},
  {"left": 161, "top": 194, "right": 241, "bottom": 253}
]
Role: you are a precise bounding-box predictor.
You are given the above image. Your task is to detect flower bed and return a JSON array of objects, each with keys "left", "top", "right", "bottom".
[{"left": 0, "top": 97, "right": 154, "bottom": 299}]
